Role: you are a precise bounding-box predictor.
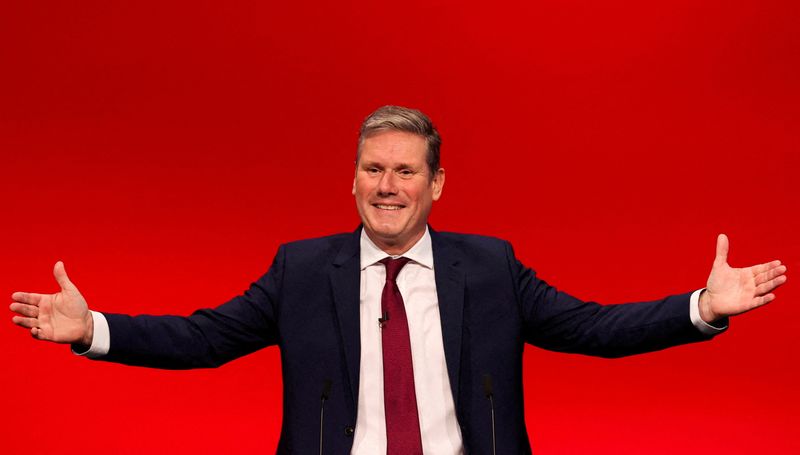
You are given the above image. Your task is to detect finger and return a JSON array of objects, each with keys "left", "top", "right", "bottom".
[
  {"left": 54, "top": 261, "right": 77, "bottom": 292},
  {"left": 714, "top": 233, "right": 729, "bottom": 266},
  {"left": 754, "top": 264, "right": 787, "bottom": 285},
  {"left": 10, "top": 292, "right": 43, "bottom": 306},
  {"left": 12, "top": 315, "right": 38, "bottom": 329},
  {"left": 755, "top": 275, "right": 788, "bottom": 296},
  {"left": 754, "top": 293, "right": 776, "bottom": 308},
  {"left": 751, "top": 260, "right": 782, "bottom": 277},
  {"left": 9, "top": 302, "right": 39, "bottom": 318}
]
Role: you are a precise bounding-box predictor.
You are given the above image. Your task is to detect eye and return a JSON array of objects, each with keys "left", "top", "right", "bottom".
[
  {"left": 397, "top": 169, "right": 414, "bottom": 178},
  {"left": 366, "top": 167, "right": 381, "bottom": 175}
]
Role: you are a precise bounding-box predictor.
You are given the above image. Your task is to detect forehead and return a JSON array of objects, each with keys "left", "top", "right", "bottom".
[{"left": 359, "top": 130, "right": 427, "bottom": 164}]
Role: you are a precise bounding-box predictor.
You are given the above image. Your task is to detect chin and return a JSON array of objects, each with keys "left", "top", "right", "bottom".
[
  {"left": 364, "top": 224, "right": 403, "bottom": 242},
  {"left": 372, "top": 229, "right": 403, "bottom": 242}
]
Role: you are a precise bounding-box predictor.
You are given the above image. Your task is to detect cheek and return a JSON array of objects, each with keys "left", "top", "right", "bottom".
[
  {"left": 354, "top": 181, "right": 370, "bottom": 199},
  {"left": 407, "top": 186, "right": 432, "bottom": 206}
]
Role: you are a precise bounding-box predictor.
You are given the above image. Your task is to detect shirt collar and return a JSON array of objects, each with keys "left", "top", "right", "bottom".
[{"left": 360, "top": 226, "right": 434, "bottom": 270}]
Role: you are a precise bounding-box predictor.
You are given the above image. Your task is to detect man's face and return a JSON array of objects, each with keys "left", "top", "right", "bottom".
[{"left": 353, "top": 130, "right": 445, "bottom": 255}]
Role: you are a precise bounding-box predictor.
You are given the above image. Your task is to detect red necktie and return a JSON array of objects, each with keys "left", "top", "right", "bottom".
[{"left": 380, "top": 257, "right": 423, "bottom": 455}]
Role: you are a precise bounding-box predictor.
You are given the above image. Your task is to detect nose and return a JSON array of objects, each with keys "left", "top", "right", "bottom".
[{"left": 377, "top": 170, "right": 398, "bottom": 196}]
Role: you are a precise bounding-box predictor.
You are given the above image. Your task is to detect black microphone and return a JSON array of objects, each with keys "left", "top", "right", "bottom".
[
  {"left": 319, "top": 379, "right": 332, "bottom": 455},
  {"left": 483, "top": 374, "right": 496, "bottom": 455}
]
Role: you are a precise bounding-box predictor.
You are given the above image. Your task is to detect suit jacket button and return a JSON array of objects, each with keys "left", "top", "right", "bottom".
[{"left": 344, "top": 426, "right": 355, "bottom": 436}]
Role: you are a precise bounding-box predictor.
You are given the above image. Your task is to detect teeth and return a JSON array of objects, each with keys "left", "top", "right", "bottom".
[{"left": 375, "top": 204, "right": 402, "bottom": 210}]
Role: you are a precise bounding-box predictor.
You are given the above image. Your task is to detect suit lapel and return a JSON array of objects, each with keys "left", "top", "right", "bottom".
[
  {"left": 330, "top": 228, "right": 362, "bottom": 411},
  {"left": 431, "top": 228, "right": 466, "bottom": 408}
]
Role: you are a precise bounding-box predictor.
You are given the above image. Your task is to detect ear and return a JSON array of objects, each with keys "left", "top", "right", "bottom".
[
  {"left": 431, "top": 168, "right": 445, "bottom": 201},
  {"left": 352, "top": 158, "right": 360, "bottom": 196}
]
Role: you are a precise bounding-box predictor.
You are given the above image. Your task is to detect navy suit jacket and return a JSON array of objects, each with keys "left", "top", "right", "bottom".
[{"left": 99, "top": 227, "right": 715, "bottom": 454}]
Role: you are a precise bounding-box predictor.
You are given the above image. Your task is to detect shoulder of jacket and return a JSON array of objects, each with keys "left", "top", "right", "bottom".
[
  {"left": 435, "top": 231, "right": 511, "bottom": 248},
  {"left": 277, "top": 231, "right": 353, "bottom": 256}
]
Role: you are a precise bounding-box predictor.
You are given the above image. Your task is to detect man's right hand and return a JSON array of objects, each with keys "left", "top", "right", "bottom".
[{"left": 10, "top": 261, "right": 93, "bottom": 346}]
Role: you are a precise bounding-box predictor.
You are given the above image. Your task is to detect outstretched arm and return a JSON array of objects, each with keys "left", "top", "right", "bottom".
[
  {"left": 699, "top": 234, "right": 788, "bottom": 323},
  {"left": 10, "top": 250, "right": 281, "bottom": 369},
  {"left": 9, "top": 261, "right": 93, "bottom": 346}
]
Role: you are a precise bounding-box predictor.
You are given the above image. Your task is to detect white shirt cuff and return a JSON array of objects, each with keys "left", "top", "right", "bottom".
[
  {"left": 690, "top": 289, "right": 728, "bottom": 335},
  {"left": 71, "top": 311, "right": 111, "bottom": 358}
]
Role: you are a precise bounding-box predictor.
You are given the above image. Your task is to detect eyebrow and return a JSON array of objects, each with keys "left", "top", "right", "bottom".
[{"left": 360, "top": 161, "right": 419, "bottom": 170}]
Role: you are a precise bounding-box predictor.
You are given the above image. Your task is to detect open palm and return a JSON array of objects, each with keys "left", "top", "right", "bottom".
[
  {"left": 10, "top": 261, "right": 92, "bottom": 345},
  {"left": 701, "top": 234, "right": 788, "bottom": 323}
]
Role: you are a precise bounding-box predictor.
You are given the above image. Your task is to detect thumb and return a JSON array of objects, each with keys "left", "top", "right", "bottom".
[
  {"left": 54, "top": 261, "right": 77, "bottom": 291},
  {"left": 714, "top": 233, "right": 729, "bottom": 266}
]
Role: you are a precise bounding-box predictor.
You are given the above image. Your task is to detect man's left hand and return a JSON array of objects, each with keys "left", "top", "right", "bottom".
[{"left": 699, "top": 234, "right": 788, "bottom": 324}]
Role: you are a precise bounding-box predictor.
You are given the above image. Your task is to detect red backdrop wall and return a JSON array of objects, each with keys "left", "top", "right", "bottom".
[{"left": 2, "top": 1, "right": 798, "bottom": 453}]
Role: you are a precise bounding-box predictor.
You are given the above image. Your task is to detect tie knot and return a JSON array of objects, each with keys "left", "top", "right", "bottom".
[{"left": 380, "top": 256, "right": 411, "bottom": 282}]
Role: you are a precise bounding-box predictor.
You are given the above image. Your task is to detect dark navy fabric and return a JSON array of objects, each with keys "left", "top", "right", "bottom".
[{"left": 100, "top": 227, "right": 715, "bottom": 454}]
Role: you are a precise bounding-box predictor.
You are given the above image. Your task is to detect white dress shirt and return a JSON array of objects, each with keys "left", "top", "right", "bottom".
[{"left": 352, "top": 228, "right": 463, "bottom": 455}]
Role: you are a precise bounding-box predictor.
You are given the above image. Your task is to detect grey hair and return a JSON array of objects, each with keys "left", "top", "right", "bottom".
[{"left": 356, "top": 105, "right": 441, "bottom": 177}]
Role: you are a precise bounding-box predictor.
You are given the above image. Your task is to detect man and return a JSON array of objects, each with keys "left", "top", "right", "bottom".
[{"left": 10, "top": 106, "right": 788, "bottom": 454}]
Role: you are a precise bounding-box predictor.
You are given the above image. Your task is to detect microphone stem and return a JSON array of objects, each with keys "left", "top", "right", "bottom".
[
  {"left": 489, "top": 395, "right": 496, "bottom": 455},
  {"left": 319, "top": 397, "right": 326, "bottom": 455}
]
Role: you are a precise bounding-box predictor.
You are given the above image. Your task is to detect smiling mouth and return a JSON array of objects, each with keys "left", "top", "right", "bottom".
[{"left": 373, "top": 204, "right": 405, "bottom": 211}]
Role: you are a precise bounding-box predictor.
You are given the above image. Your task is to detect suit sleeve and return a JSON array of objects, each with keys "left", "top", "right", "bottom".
[
  {"left": 97, "top": 245, "right": 286, "bottom": 369},
  {"left": 507, "top": 241, "right": 718, "bottom": 357}
]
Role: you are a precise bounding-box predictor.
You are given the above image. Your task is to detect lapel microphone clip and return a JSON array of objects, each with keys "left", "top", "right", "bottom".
[{"left": 378, "top": 311, "right": 390, "bottom": 328}]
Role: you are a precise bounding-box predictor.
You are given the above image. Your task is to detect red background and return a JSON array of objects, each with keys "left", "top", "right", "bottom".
[{"left": 2, "top": 1, "right": 798, "bottom": 453}]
